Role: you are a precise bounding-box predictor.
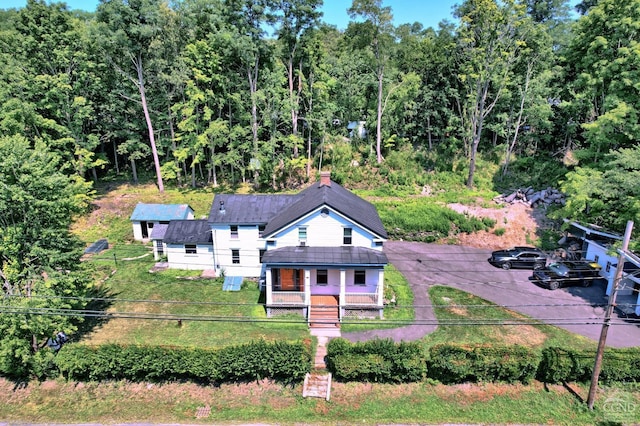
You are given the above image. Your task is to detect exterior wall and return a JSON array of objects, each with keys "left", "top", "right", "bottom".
[
  {"left": 132, "top": 221, "right": 164, "bottom": 241},
  {"left": 585, "top": 240, "right": 619, "bottom": 296},
  {"left": 270, "top": 209, "right": 381, "bottom": 250},
  {"left": 166, "top": 243, "right": 214, "bottom": 270},
  {"left": 153, "top": 240, "right": 167, "bottom": 261},
  {"left": 307, "top": 268, "right": 381, "bottom": 295},
  {"left": 212, "top": 225, "right": 265, "bottom": 277}
]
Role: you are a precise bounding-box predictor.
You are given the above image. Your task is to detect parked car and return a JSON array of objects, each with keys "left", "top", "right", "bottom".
[
  {"left": 531, "top": 261, "right": 602, "bottom": 290},
  {"left": 488, "top": 246, "right": 547, "bottom": 270}
]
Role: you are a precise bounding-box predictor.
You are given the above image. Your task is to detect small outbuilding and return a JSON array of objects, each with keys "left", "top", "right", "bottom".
[{"left": 130, "top": 203, "right": 194, "bottom": 241}]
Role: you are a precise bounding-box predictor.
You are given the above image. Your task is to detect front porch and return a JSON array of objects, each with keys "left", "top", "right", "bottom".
[{"left": 264, "top": 266, "right": 385, "bottom": 322}]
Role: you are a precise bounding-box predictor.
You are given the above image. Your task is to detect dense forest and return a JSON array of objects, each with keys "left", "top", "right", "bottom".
[
  {"left": 1, "top": 0, "right": 638, "bottom": 231},
  {"left": 1, "top": 0, "right": 640, "bottom": 378}
]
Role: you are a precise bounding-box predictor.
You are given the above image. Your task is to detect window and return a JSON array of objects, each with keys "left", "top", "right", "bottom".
[
  {"left": 185, "top": 244, "right": 197, "bottom": 254},
  {"left": 343, "top": 228, "right": 352, "bottom": 245},
  {"left": 317, "top": 269, "right": 328, "bottom": 285},
  {"left": 155, "top": 240, "right": 164, "bottom": 255},
  {"left": 606, "top": 261, "right": 612, "bottom": 273},
  {"left": 159, "top": 221, "right": 170, "bottom": 225},
  {"left": 231, "top": 249, "right": 240, "bottom": 264},
  {"left": 259, "top": 249, "right": 266, "bottom": 263},
  {"left": 594, "top": 255, "right": 599, "bottom": 263},
  {"left": 354, "top": 270, "right": 366, "bottom": 285},
  {"left": 230, "top": 225, "right": 238, "bottom": 239},
  {"left": 299, "top": 227, "right": 307, "bottom": 245},
  {"left": 258, "top": 225, "right": 266, "bottom": 238}
]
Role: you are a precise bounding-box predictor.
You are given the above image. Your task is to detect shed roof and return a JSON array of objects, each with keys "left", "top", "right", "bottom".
[
  {"left": 261, "top": 246, "right": 388, "bottom": 266},
  {"left": 150, "top": 223, "right": 169, "bottom": 240},
  {"left": 163, "top": 220, "right": 212, "bottom": 244},
  {"left": 130, "top": 203, "right": 194, "bottom": 221}
]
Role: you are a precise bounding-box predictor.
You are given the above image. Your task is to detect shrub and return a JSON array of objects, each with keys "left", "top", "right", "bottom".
[
  {"left": 55, "top": 340, "right": 311, "bottom": 385},
  {"left": 428, "top": 344, "right": 539, "bottom": 384},
  {"left": 537, "top": 347, "right": 640, "bottom": 383},
  {"left": 326, "top": 338, "right": 426, "bottom": 383}
]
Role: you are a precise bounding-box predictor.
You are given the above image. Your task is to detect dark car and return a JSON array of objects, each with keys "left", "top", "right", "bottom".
[
  {"left": 531, "top": 261, "right": 602, "bottom": 290},
  {"left": 489, "top": 246, "right": 547, "bottom": 270}
]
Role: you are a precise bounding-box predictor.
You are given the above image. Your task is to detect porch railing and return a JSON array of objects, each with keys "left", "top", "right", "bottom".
[
  {"left": 344, "top": 292, "right": 379, "bottom": 306},
  {"left": 271, "top": 291, "right": 306, "bottom": 304}
]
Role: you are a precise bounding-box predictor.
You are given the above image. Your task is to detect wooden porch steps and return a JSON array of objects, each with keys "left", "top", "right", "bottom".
[
  {"left": 309, "top": 295, "right": 340, "bottom": 328},
  {"left": 303, "top": 372, "right": 332, "bottom": 400},
  {"left": 309, "top": 305, "right": 340, "bottom": 328}
]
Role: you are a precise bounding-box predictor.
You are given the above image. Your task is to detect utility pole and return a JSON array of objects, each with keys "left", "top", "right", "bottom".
[{"left": 587, "top": 220, "right": 634, "bottom": 409}]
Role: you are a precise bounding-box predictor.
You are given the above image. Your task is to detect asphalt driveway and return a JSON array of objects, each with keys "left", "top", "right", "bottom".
[{"left": 343, "top": 241, "right": 640, "bottom": 348}]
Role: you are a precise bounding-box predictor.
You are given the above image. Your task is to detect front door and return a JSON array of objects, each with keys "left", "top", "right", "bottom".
[
  {"left": 141, "top": 221, "right": 149, "bottom": 239},
  {"left": 279, "top": 268, "right": 304, "bottom": 291}
]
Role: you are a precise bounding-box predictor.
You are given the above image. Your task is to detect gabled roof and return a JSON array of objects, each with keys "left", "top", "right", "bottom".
[
  {"left": 208, "top": 194, "right": 299, "bottom": 225},
  {"left": 163, "top": 220, "right": 212, "bottom": 245},
  {"left": 207, "top": 179, "right": 387, "bottom": 239},
  {"left": 262, "top": 246, "right": 388, "bottom": 266},
  {"left": 130, "top": 203, "right": 194, "bottom": 221},
  {"left": 263, "top": 180, "right": 387, "bottom": 239}
]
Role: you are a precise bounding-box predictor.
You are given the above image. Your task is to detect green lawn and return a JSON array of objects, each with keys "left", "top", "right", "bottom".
[{"left": 45, "top": 181, "right": 640, "bottom": 426}]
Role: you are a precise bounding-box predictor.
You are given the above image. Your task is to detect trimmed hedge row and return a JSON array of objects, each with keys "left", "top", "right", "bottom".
[
  {"left": 325, "top": 338, "right": 426, "bottom": 383},
  {"left": 326, "top": 340, "right": 640, "bottom": 385},
  {"left": 427, "top": 344, "right": 540, "bottom": 384},
  {"left": 537, "top": 347, "right": 640, "bottom": 383},
  {"left": 55, "top": 340, "right": 311, "bottom": 385}
]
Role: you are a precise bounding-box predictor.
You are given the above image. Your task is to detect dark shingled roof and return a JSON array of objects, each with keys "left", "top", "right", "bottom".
[
  {"left": 261, "top": 246, "right": 388, "bottom": 266},
  {"left": 208, "top": 194, "right": 300, "bottom": 225},
  {"left": 263, "top": 180, "right": 387, "bottom": 238},
  {"left": 163, "top": 220, "right": 212, "bottom": 244},
  {"left": 207, "top": 180, "right": 387, "bottom": 239}
]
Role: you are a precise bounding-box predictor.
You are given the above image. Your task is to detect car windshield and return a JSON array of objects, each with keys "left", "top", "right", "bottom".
[{"left": 548, "top": 263, "right": 569, "bottom": 276}]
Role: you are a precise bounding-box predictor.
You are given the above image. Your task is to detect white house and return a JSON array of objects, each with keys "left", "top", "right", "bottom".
[
  {"left": 208, "top": 171, "right": 388, "bottom": 322},
  {"left": 130, "top": 203, "right": 194, "bottom": 241},
  {"left": 565, "top": 220, "right": 640, "bottom": 316},
  {"left": 162, "top": 220, "right": 214, "bottom": 270}
]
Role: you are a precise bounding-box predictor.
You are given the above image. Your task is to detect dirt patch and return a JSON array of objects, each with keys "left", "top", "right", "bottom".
[{"left": 445, "top": 202, "right": 553, "bottom": 250}]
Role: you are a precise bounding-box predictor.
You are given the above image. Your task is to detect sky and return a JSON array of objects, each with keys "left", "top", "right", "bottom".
[{"left": 1, "top": 0, "right": 462, "bottom": 30}]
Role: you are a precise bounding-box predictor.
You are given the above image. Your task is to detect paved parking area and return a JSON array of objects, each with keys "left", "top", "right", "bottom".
[{"left": 343, "top": 241, "right": 640, "bottom": 347}]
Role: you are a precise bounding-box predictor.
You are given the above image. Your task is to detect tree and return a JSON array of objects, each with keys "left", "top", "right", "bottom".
[
  {"left": 566, "top": 0, "right": 640, "bottom": 163},
  {"left": 96, "top": 0, "right": 167, "bottom": 192},
  {"left": 554, "top": 145, "right": 640, "bottom": 233},
  {"left": 0, "top": 135, "right": 92, "bottom": 378},
  {"left": 454, "top": 0, "right": 531, "bottom": 187},
  {"left": 274, "top": 0, "right": 322, "bottom": 158},
  {"left": 347, "top": 0, "right": 395, "bottom": 164}
]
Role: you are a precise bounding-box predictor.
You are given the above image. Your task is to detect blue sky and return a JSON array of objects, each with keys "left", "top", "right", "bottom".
[{"left": 2, "top": 0, "right": 462, "bottom": 30}]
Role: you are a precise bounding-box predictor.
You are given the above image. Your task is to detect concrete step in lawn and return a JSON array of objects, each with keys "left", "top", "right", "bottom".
[{"left": 302, "top": 372, "right": 332, "bottom": 401}]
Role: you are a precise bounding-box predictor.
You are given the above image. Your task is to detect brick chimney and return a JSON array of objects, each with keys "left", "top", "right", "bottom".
[{"left": 320, "top": 171, "right": 331, "bottom": 187}]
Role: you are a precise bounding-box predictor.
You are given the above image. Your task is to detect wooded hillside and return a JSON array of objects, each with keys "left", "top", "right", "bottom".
[{"left": 0, "top": 0, "right": 638, "bottom": 234}]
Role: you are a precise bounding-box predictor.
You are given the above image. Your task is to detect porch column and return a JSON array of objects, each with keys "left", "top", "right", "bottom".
[
  {"left": 304, "top": 269, "right": 311, "bottom": 307},
  {"left": 265, "top": 268, "right": 273, "bottom": 305},
  {"left": 377, "top": 269, "right": 385, "bottom": 306},
  {"left": 339, "top": 269, "right": 346, "bottom": 320}
]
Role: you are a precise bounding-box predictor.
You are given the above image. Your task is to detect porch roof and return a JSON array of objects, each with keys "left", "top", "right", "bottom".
[{"left": 261, "top": 246, "right": 388, "bottom": 267}]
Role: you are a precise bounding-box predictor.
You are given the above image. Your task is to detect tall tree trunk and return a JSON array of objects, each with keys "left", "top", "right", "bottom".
[
  {"left": 135, "top": 54, "right": 164, "bottom": 193},
  {"left": 112, "top": 139, "right": 119, "bottom": 174},
  {"left": 130, "top": 158, "right": 138, "bottom": 184},
  {"left": 376, "top": 70, "right": 384, "bottom": 164},
  {"left": 247, "top": 61, "right": 260, "bottom": 185}
]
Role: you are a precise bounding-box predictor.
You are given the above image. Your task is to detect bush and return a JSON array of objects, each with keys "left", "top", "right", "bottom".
[
  {"left": 537, "top": 347, "right": 640, "bottom": 383},
  {"left": 55, "top": 340, "right": 311, "bottom": 385},
  {"left": 428, "top": 344, "right": 539, "bottom": 384},
  {"left": 326, "top": 338, "right": 426, "bottom": 383}
]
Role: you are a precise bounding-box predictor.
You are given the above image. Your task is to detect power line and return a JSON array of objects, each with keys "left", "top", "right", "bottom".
[
  {"left": 1, "top": 305, "right": 639, "bottom": 326},
  {"left": 4, "top": 293, "right": 625, "bottom": 310}
]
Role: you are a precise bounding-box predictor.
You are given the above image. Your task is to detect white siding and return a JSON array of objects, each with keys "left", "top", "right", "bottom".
[
  {"left": 166, "top": 243, "right": 214, "bottom": 270},
  {"left": 212, "top": 225, "right": 265, "bottom": 277},
  {"left": 270, "top": 209, "right": 381, "bottom": 250}
]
